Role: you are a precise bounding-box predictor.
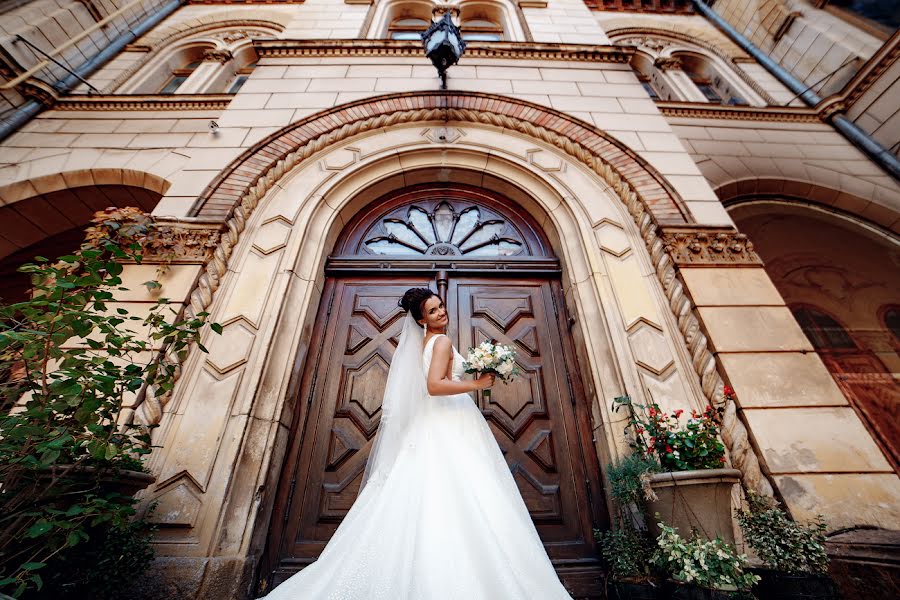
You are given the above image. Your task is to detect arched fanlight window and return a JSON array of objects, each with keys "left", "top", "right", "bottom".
[
  {"left": 389, "top": 17, "right": 430, "bottom": 40},
  {"left": 461, "top": 18, "right": 503, "bottom": 41},
  {"left": 678, "top": 54, "right": 747, "bottom": 106},
  {"left": 159, "top": 59, "right": 202, "bottom": 94},
  {"left": 791, "top": 306, "right": 857, "bottom": 351}
]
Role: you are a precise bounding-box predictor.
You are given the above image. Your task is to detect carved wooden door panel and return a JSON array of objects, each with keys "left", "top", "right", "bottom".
[
  {"left": 263, "top": 276, "right": 606, "bottom": 596},
  {"left": 264, "top": 278, "right": 430, "bottom": 588},
  {"left": 451, "top": 278, "right": 605, "bottom": 588}
]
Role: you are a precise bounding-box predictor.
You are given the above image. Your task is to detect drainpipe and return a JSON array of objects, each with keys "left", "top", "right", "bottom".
[
  {"left": 0, "top": 0, "right": 185, "bottom": 143},
  {"left": 691, "top": 0, "right": 900, "bottom": 183}
]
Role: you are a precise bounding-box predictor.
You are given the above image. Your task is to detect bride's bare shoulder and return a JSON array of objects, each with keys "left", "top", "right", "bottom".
[{"left": 430, "top": 334, "right": 451, "bottom": 352}]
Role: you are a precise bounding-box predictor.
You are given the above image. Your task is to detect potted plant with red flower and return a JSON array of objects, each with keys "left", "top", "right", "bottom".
[{"left": 613, "top": 391, "right": 741, "bottom": 545}]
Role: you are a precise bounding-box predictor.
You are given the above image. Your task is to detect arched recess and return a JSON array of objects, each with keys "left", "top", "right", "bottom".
[
  {"left": 727, "top": 198, "right": 900, "bottom": 472},
  {"left": 367, "top": 0, "right": 525, "bottom": 41},
  {"left": 609, "top": 31, "right": 771, "bottom": 106},
  {"left": 0, "top": 170, "right": 166, "bottom": 302},
  {"left": 139, "top": 116, "right": 771, "bottom": 598},
  {"left": 716, "top": 178, "right": 900, "bottom": 234},
  {"left": 107, "top": 21, "right": 284, "bottom": 94}
]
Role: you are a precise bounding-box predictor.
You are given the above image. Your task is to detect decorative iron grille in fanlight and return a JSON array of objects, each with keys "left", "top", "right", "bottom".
[{"left": 362, "top": 200, "right": 529, "bottom": 257}]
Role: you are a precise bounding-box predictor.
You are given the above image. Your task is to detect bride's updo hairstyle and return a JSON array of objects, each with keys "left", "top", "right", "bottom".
[{"left": 399, "top": 287, "right": 437, "bottom": 327}]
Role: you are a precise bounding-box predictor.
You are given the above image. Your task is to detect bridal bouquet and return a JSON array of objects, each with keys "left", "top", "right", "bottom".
[{"left": 463, "top": 341, "right": 519, "bottom": 399}]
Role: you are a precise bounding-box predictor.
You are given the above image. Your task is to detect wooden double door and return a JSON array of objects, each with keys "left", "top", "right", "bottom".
[{"left": 260, "top": 273, "right": 607, "bottom": 597}]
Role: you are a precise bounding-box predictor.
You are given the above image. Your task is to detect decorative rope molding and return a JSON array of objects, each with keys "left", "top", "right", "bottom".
[
  {"left": 132, "top": 105, "right": 772, "bottom": 497},
  {"left": 651, "top": 228, "right": 774, "bottom": 497},
  {"left": 656, "top": 101, "right": 821, "bottom": 123},
  {"left": 253, "top": 38, "right": 634, "bottom": 63},
  {"left": 56, "top": 94, "right": 233, "bottom": 111}
]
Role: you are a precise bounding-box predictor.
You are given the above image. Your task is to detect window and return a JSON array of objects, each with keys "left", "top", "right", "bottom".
[
  {"left": 638, "top": 76, "right": 660, "bottom": 100},
  {"left": 679, "top": 54, "right": 748, "bottom": 106},
  {"left": 226, "top": 61, "right": 257, "bottom": 94},
  {"left": 461, "top": 18, "right": 503, "bottom": 42},
  {"left": 159, "top": 60, "right": 201, "bottom": 94},
  {"left": 882, "top": 306, "right": 900, "bottom": 343},
  {"left": 792, "top": 306, "right": 857, "bottom": 351},
  {"left": 389, "top": 17, "right": 429, "bottom": 40}
]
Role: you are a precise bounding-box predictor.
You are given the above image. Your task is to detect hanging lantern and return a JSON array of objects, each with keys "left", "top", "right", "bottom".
[{"left": 421, "top": 9, "right": 466, "bottom": 89}]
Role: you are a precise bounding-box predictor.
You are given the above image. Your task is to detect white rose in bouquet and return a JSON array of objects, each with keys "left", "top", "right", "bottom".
[{"left": 463, "top": 340, "right": 520, "bottom": 399}]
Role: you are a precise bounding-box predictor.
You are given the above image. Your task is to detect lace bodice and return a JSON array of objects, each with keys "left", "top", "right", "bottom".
[{"left": 422, "top": 334, "right": 466, "bottom": 382}]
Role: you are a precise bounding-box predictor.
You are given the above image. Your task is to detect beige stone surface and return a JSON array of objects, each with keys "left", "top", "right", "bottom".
[
  {"left": 718, "top": 352, "right": 848, "bottom": 409},
  {"left": 680, "top": 267, "right": 784, "bottom": 306},
  {"left": 116, "top": 264, "right": 201, "bottom": 303},
  {"left": 775, "top": 473, "right": 900, "bottom": 530},
  {"left": 745, "top": 407, "right": 893, "bottom": 473},
  {"left": 697, "top": 306, "right": 814, "bottom": 352}
]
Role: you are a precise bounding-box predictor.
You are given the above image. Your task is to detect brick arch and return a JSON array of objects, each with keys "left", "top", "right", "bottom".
[
  {"left": 194, "top": 90, "right": 690, "bottom": 225},
  {"left": 715, "top": 178, "right": 900, "bottom": 234}
]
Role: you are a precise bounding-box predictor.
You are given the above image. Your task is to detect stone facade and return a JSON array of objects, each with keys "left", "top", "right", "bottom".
[{"left": 1, "top": 0, "right": 898, "bottom": 598}]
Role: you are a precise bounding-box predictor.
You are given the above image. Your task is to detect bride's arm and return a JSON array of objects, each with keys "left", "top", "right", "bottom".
[{"left": 427, "top": 336, "right": 494, "bottom": 396}]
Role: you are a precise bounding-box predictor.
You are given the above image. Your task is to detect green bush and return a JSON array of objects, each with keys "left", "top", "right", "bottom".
[
  {"left": 595, "top": 523, "right": 655, "bottom": 581},
  {"left": 0, "top": 208, "right": 216, "bottom": 598},
  {"left": 652, "top": 522, "right": 760, "bottom": 591},
  {"left": 736, "top": 490, "right": 829, "bottom": 575}
]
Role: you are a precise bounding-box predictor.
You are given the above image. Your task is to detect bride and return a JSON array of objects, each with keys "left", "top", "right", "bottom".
[{"left": 261, "top": 287, "right": 575, "bottom": 599}]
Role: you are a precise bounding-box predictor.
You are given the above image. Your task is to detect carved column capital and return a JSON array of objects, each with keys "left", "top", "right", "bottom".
[
  {"left": 203, "top": 48, "right": 233, "bottom": 63},
  {"left": 660, "top": 226, "right": 763, "bottom": 267}
]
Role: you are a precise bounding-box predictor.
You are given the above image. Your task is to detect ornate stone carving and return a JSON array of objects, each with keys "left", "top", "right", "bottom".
[
  {"left": 253, "top": 39, "right": 633, "bottom": 63},
  {"left": 56, "top": 95, "right": 232, "bottom": 111},
  {"left": 203, "top": 48, "right": 233, "bottom": 63},
  {"left": 656, "top": 102, "right": 821, "bottom": 122},
  {"left": 142, "top": 219, "right": 224, "bottom": 263},
  {"left": 617, "top": 36, "right": 671, "bottom": 53},
  {"left": 653, "top": 55, "right": 682, "bottom": 70},
  {"left": 660, "top": 227, "right": 763, "bottom": 266}
]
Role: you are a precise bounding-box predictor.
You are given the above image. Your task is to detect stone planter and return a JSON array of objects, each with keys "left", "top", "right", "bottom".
[
  {"left": 608, "top": 579, "right": 662, "bottom": 600},
  {"left": 751, "top": 568, "right": 838, "bottom": 600},
  {"left": 665, "top": 581, "right": 737, "bottom": 600},
  {"left": 645, "top": 468, "right": 741, "bottom": 543}
]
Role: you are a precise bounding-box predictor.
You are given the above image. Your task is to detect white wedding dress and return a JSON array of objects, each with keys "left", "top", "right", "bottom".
[{"left": 262, "top": 321, "right": 574, "bottom": 600}]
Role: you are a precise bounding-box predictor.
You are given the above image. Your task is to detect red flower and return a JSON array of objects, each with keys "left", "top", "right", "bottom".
[
  {"left": 648, "top": 407, "right": 658, "bottom": 417},
  {"left": 665, "top": 445, "right": 673, "bottom": 454},
  {"left": 691, "top": 410, "right": 699, "bottom": 419},
  {"left": 723, "top": 385, "right": 734, "bottom": 396},
  {"left": 719, "top": 456, "right": 727, "bottom": 463},
  {"left": 635, "top": 427, "right": 644, "bottom": 434},
  {"left": 673, "top": 409, "right": 684, "bottom": 418}
]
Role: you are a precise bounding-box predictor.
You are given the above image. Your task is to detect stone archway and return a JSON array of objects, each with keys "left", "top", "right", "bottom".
[{"left": 135, "top": 101, "right": 772, "bottom": 599}]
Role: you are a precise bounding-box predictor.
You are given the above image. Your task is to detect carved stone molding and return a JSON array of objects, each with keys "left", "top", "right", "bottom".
[
  {"left": 142, "top": 218, "right": 225, "bottom": 264},
  {"left": 203, "top": 48, "right": 234, "bottom": 64},
  {"left": 653, "top": 55, "right": 682, "bottom": 70},
  {"left": 253, "top": 39, "right": 634, "bottom": 63},
  {"left": 660, "top": 226, "right": 763, "bottom": 267},
  {"left": 657, "top": 101, "right": 822, "bottom": 123},
  {"left": 55, "top": 94, "right": 233, "bottom": 111}
]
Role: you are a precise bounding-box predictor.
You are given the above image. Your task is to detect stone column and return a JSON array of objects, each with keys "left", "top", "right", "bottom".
[{"left": 664, "top": 226, "right": 899, "bottom": 531}]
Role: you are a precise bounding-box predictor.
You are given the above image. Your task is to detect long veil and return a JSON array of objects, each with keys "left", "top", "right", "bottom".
[{"left": 360, "top": 312, "right": 426, "bottom": 491}]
